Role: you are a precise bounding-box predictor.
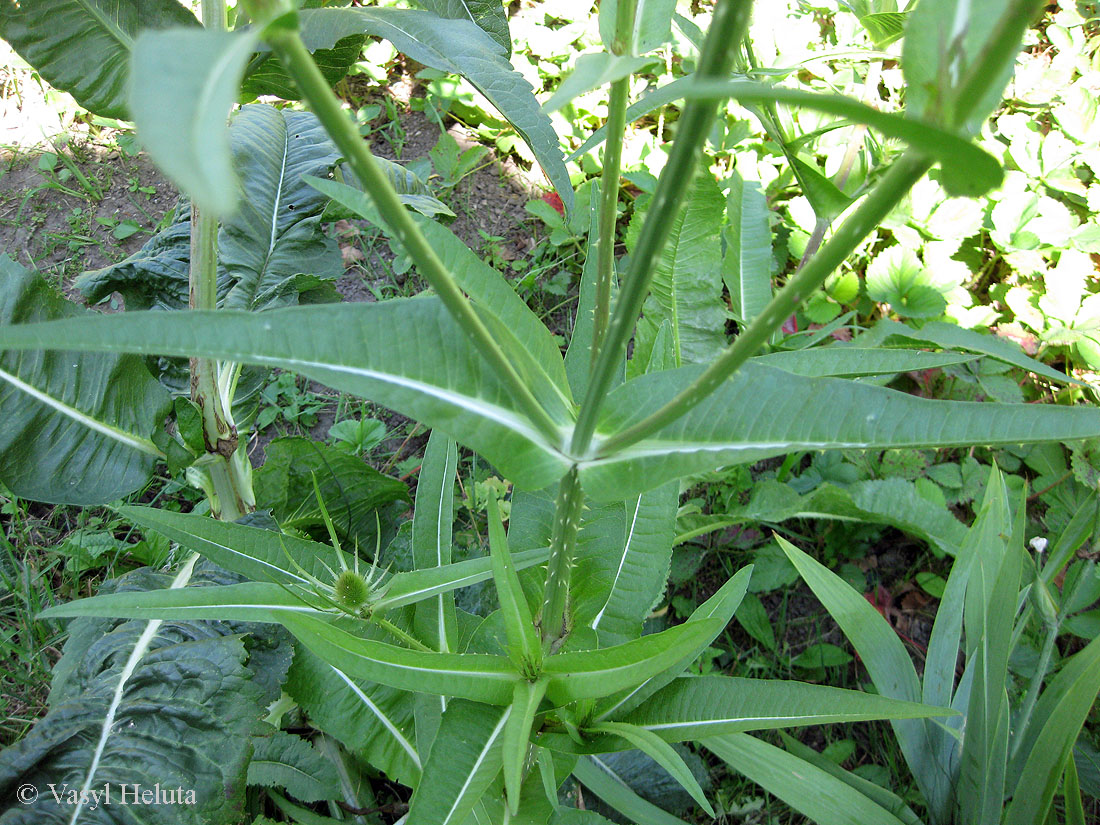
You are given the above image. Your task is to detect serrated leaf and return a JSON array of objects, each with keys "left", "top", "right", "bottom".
[
  {"left": 724, "top": 170, "right": 772, "bottom": 324},
  {"left": 412, "top": 0, "right": 511, "bottom": 56},
  {"left": 247, "top": 731, "right": 343, "bottom": 803}
]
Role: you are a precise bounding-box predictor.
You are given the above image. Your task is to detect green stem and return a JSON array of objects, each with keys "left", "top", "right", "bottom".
[
  {"left": 264, "top": 26, "right": 564, "bottom": 449},
  {"left": 374, "top": 616, "right": 433, "bottom": 652},
  {"left": 571, "top": 0, "right": 753, "bottom": 456},
  {"left": 540, "top": 466, "right": 584, "bottom": 647},
  {"left": 591, "top": 77, "right": 629, "bottom": 368},
  {"left": 597, "top": 152, "right": 931, "bottom": 455}
]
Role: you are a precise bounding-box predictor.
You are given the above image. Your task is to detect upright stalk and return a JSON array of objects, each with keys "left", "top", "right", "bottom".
[
  {"left": 590, "top": 0, "right": 638, "bottom": 364},
  {"left": 540, "top": 467, "right": 585, "bottom": 647},
  {"left": 190, "top": 0, "right": 254, "bottom": 521},
  {"left": 571, "top": 0, "right": 753, "bottom": 456},
  {"left": 261, "top": 21, "right": 564, "bottom": 449}
]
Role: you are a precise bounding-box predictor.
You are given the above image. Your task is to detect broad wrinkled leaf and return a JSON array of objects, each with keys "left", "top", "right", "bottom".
[
  {"left": 242, "top": 33, "right": 366, "bottom": 99},
  {"left": 0, "top": 563, "right": 267, "bottom": 824},
  {"left": 412, "top": 0, "right": 511, "bottom": 56},
  {"left": 407, "top": 700, "right": 509, "bottom": 825},
  {"left": 627, "top": 171, "right": 727, "bottom": 374},
  {"left": 0, "top": 257, "right": 169, "bottom": 505},
  {"left": 131, "top": 27, "right": 260, "bottom": 218},
  {"left": 0, "top": 300, "right": 573, "bottom": 489},
  {"left": 724, "top": 170, "right": 772, "bottom": 324},
  {"left": 0, "top": 0, "right": 198, "bottom": 120},
  {"left": 298, "top": 6, "right": 573, "bottom": 213},
  {"left": 705, "top": 734, "right": 911, "bottom": 825},
  {"left": 286, "top": 645, "right": 421, "bottom": 786},
  {"left": 279, "top": 612, "right": 519, "bottom": 704},
  {"left": 581, "top": 362, "right": 1100, "bottom": 500}
]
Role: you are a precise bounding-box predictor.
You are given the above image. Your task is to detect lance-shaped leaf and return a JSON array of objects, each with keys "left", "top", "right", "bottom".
[
  {"left": 287, "top": 646, "right": 421, "bottom": 786},
  {"left": 0, "top": 258, "right": 169, "bottom": 505},
  {"left": 242, "top": 33, "right": 367, "bottom": 100},
  {"left": 1005, "top": 634, "right": 1100, "bottom": 825},
  {"left": 0, "top": 0, "right": 199, "bottom": 120},
  {"left": 408, "top": 700, "right": 510, "bottom": 825},
  {"left": 724, "top": 170, "right": 772, "bottom": 325},
  {"left": 279, "top": 612, "right": 519, "bottom": 704},
  {"left": 777, "top": 534, "right": 948, "bottom": 817},
  {"left": 581, "top": 362, "right": 1100, "bottom": 500},
  {"left": 542, "top": 53, "right": 656, "bottom": 112},
  {"left": 502, "top": 679, "right": 548, "bottom": 814},
  {"left": 297, "top": 6, "right": 573, "bottom": 213},
  {"left": 488, "top": 496, "right": 541, "bottom": 671},
  {"left": 247, "top": 731, "right": 343, "bottom": 803},
  {"left": 0, "top": 562, "right": 265, "bottom": 825},
  {"left": 309, "top": 176, "right": 572, "bottom": 404},
  {"left": 591, "top": 721, "right": 714, "bottom": 817},
  {"left": 614, "top": 675, "right": 953, "bottom": 743},
  {"left": 412, "top": 431, "right": 460, "bottom": 653},
  {"left": 117, "top": 505, "right": 339, "bottom": 585},
  {"left": 753, "top": 347, "right": 978, "bottom": 378},
  {"left": 856, "top": 318, "right": 1079, "bottom": 385},
  {"left": 38, "top": 581, "right": 330, "bottom": 623},
  {"left": 411, "top": 0, "right": 511, "bottom": 56},
  {"left": 626, "top": 171, "right": 727, "bottom": 375},
  {"left": 130, "top": 27, "right": 260, "bottom": 218},
  {"left": 578, "top": 482, "right": 677, "bottom": 645},
  {"left": 0, "top": 299, "right": 573, "bottom": 489},
  {"left": 705, "top": 734, "right": 911, "bottom": 825},
  {"left": 592, "top": 565, "right": 752, "bottom": 721},
  {"left": 542, "top": 618, "right": 723, "bottom": 706},
  {"left": 571, "top": 755, "right": 691, "bottom": 825}
]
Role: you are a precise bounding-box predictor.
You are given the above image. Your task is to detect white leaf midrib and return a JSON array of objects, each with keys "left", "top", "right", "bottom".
[{"left": 68, "top": 553, "right": 199, "bottom": 825}]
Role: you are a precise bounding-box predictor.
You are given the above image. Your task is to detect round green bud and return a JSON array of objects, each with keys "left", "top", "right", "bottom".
[{"left": 334, "top": 569, "right": 371, "bottom": 608}]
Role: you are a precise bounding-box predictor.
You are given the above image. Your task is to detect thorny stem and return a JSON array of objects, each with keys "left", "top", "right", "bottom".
[
  {"left": 540, "top": 466, "right": 585, "bottom": 647},
  {"left": 263, "top": 23, "right": 565, "bottom": 450},
  {"left": 572, "top": 0, "right": 754, "bottom": 456}
]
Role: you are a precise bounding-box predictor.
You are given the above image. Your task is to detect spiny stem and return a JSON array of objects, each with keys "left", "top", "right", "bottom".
[
  {"left": 597, "top": 153, "right": 930, "bottom": 455},
  {"left": 540, "top": 466, "right": 584, "bottom": 647},
  {"left": 263, "top": 24, "right": 564, "bottom": 449},
  {"left": 571, "top": 0, "right": 754, "bottom": 456},
  {"left": 374, "top": 616, "right": 433, "bottom": 652}
]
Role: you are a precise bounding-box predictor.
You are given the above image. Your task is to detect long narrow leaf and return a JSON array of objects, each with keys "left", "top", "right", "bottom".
[
  {"left": 412, "top": 432, "right": 460, "bottom": 655},
  {"left": 0, "top": 300, "right": 572, "bottom": 490},
  {"left": 502, "top": 679, "right": 548, "bottom": 814},
  {"left": 705, "top": 734, "right": 910, "bottom": 825},
  {"left": 571, "top": 755, "right": 691, "bottom": 825},
  {"left": 488, "top": 496, "right": 541, "bottom": 670},
  {"left": 278, "top": 612, "right": 519, "bottom": 704}
]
